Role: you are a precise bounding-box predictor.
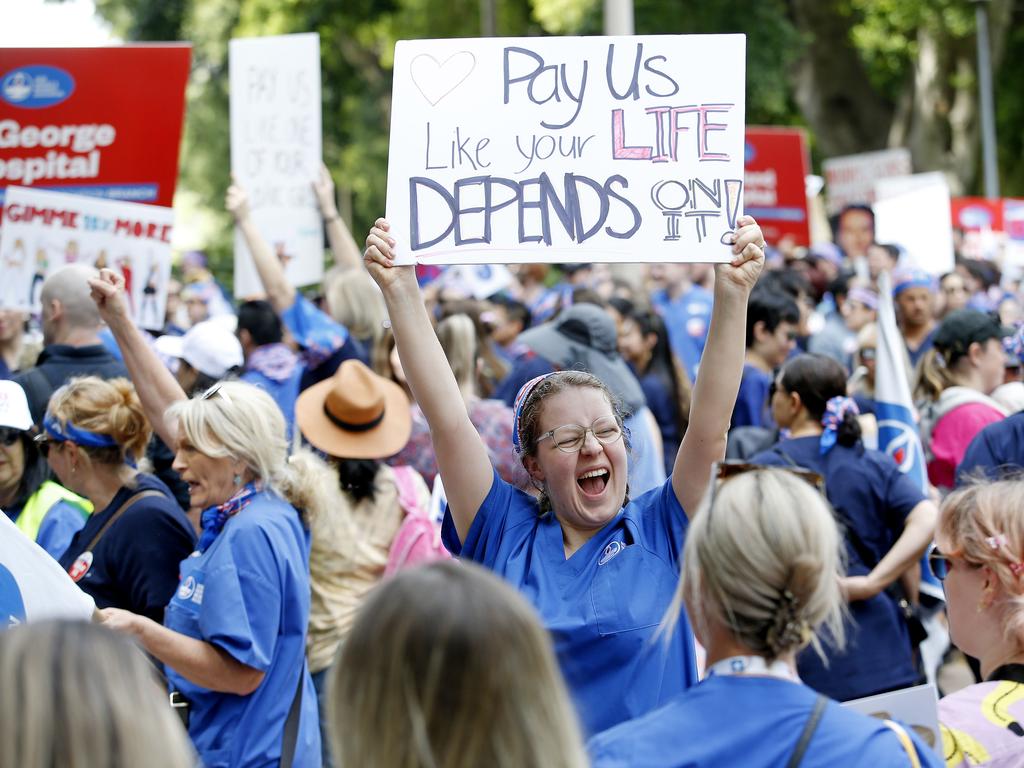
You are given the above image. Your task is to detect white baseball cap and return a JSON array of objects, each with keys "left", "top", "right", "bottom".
[
  {"left": 0, "top": 380, "right": 34, "bottom": 431},
  {"left": 160, "top": 321, "right": 244, "bottom": 379}
]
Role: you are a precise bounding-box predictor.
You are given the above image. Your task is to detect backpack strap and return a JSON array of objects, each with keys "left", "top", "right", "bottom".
[
  {"left": 786, "top": 694, "right": 828, "bottom": 768},
  {"left": 279, "top": 662, "right": 305, "bottom": 768},
  {"left": 391, "top": 466, "right": 425, "bottom": 518}
]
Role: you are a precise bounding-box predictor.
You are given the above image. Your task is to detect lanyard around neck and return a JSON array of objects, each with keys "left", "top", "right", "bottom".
[{"left": 705, "top": 655, "right": 801, "bottom": 684}]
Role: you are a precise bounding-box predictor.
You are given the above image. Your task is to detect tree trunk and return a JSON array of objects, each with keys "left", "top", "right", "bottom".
[{"left": 786, "top": 0, "right": 893, "bottom": 157}]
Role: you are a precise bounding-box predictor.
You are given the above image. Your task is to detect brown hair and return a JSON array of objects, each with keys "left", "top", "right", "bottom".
[
  {"left": 940, "top": 480, "right": 1024, "bottom": 642},
  {"left": 329, "top": 561, "right": 588, "bottom": 768},
  {"left": 515, "top": 370, "right": 629, "bottom": 514},
  {"left": 47, "top": 376, "right": 151, "bottom": 464},
  {"left": 0, "top": 620, "right": 195, "bottom": 768}
]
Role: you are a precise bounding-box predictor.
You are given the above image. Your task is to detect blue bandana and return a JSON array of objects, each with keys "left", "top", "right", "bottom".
[
  {"left": 197, "top": 482, "right": 261, "bottom": 553},
  {"left": 43, "top": 414, "right": 118, "bottom": 449}
]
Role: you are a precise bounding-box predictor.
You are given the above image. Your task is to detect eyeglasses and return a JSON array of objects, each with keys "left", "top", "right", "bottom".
[
  {"left": 706, "top": 460, "right": 825, "bottom": 512},
  {"left": 0, "top": 427, "right": 24, "bottom": 447},
  {"left": 858, "top": 348, "right": 877, "bottom": 362},
  {"left": 33, "top": 433, "right": 65, "bottom": 458},
  {"left": 535, "top": 415, "right": 622, "bottom": 453}
]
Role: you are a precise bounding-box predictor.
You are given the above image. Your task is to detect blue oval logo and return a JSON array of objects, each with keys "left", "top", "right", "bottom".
[
  {"left": 744, "top": 141, "right": 756, "bottom": 163},
  {"left": 2, "top": 65, "right": 75, "bottom": 109}
]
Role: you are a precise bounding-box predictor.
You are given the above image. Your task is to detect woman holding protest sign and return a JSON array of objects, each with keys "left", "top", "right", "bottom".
[
  {"left": 362, "top": 214, "right": 765, "bottom": 735},
  {"left": 87, "top": 270, "right": 328, "bottom": 768}
]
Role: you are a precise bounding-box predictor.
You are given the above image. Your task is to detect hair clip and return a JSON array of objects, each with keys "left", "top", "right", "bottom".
[
  {"left": 1009, "top": 562, "right": 1024, "bottom": 579},
  {"left": 985, "top": 535, "right": 1009, "bottom": 550}
]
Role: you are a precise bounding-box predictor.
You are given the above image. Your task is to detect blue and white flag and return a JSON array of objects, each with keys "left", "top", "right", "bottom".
[
  {"left": 876, "top": 270, "right": 940, "bottom": 596},
  {"left": 875, "top": 271, "right": 928, "bottom": 490},
  {"left": 0, "top": 513, "right": 94, "bottom": 630}
]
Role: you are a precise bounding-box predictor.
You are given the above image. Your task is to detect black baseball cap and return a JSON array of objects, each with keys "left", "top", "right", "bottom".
[{"left": 933, "top": 309, "right": 1013, "bottom": 365}]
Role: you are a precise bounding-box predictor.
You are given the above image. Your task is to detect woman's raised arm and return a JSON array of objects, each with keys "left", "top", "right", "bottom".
[
  {"left": 364, "top": 219, "right": 493, "bottom": 541},
  {"left": 88, "top": 269, "right": 187, "bottom": 448},
  {"left": 225, "top": 181, "right": 296, "bottom": 313},
  {"left": 672, "top": 216, "right": 765, "bottom": 516}
]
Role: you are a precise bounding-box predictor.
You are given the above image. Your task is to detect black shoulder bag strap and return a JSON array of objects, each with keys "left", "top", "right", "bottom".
[
  {"left": 786, "top": 694, "right": 828, "bottom": 768},
  {"left": 280, "top": 662, "right": 305, "bottom": 768},
  {"left": 80, "top": 490, "right": 165, "bottom": 554}
]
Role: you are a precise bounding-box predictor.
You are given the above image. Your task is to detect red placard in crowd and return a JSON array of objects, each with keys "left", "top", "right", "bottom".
[
  {"left": 0, "top": 45, "right": 190, "bottom": 212},
  {"left": 950, "top": 197, "right": 1005, "bottom": 232},
  {"left": 744, "top": 127, "right": 811, "bottom": 246}
]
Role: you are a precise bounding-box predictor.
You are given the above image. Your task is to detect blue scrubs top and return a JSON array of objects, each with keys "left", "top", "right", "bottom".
[
  {"left": 651, "top": 286, "right": 713, "bottom": 381},
  {"left": 956, "top": 411, "right": 1024, "bottom": 484},
  {"left": 164, "top": 491, "right": 320, "bottom": 768},
  {"left": 442, "top": 471, "right": 697, "bottom": 736},
  {"left": 731, "top": 364, "right": 774, "bottom": 430},
  {"left": 750, "top": 437, "right": 923, "bottom": 700},
  {"left": 588, "top": 675, "right": 943, "bottom": 768}
]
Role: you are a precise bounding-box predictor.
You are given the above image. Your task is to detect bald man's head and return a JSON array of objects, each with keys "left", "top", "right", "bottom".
[{"left": 40, "top": 264, "right": 102, "bottom": 345}]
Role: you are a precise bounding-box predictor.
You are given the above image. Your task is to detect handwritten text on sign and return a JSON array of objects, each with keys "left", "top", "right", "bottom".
[
  {"left": 386, "top": 35, "right": 747, "bottom": 265},
  {"left": 229, "top": 33, "right": 323, "bottom": 296}
]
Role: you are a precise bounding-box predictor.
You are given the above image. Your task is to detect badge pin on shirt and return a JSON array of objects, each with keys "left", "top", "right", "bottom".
[{"left": 599, "top": 540, "right": 625, "bottom": 566}]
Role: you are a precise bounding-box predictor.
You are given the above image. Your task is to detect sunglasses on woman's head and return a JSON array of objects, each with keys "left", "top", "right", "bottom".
[
  {"left": 201, "top": 382, "right": 232, "bottom": 405},
  {"left": 0, "top": 427, "right": 24, "bottom": 447},
  {"left": 706, "top": 461, "right": 825, "bottom": 513}
]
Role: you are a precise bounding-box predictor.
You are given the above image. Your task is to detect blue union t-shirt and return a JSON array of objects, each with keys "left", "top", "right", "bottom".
[
  {"left": 588, "top": 675, "right": 943, "bottom": 768},
  {"left": 164, "top": 491, "right": 320, "bottom": 768},
  {"left": 442, "top": 471, "right": 697, "bottom": 735}
]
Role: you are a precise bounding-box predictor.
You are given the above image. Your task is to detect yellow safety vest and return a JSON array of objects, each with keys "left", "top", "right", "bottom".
[{"left": 15, "top": 480, "right": 92, "bottom": 542}]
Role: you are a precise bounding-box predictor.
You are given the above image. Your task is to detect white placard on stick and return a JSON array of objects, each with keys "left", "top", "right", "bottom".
[
  {"left": 823, "top": 148, "right": 913, "bottom": 216},
  {"left": 386, "top": 35, "right": 747, "bottom": 266},
  {"left": 0, "top": 186, "right": 173, "bottom": 330},
  {"left": 230, "top": 32, "right": 323, "bottom": 297},
  {"left": 874, "top": 173, "right": 955, "bottom": 275}
]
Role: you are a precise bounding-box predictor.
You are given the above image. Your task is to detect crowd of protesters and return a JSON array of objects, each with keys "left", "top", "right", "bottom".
[{"left": 0, "top": 161, "right": 1023, "bottom": 768}]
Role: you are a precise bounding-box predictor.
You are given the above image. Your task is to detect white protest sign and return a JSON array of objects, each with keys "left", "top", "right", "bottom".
[
  {"left": 0, "top": 186, "right": 173, "bottom": 330},
  {"left": 823, "top": 148, "right": 913, "bottom": 216},
  {"left": 386, "top": 35, "right": 747, "bottom": 266},
  {"left": 843, "top": 682, "right": 942, "bottom": 757},
  {"left": 1, "top": 513, "right": 95, "bottom": 628},
  {"left": 230, "top": 33, "right": 323, "bottom": 297},
  {"left": 874, "top": 173, "right": 955, "bottom": 275}
]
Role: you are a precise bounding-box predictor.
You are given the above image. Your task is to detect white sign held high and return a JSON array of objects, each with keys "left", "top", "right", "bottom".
[
  {"left": 230, "top": 32, "right": 323, "bottom": 297},
  {"left": 0, "top": 186, "right": 173, "bottom": 330},
  {"left": 386, "top": 35, "right": 747, "bottom": 266}
]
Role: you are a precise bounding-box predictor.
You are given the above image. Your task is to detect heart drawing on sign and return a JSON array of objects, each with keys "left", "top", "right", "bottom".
[{"left": 410, "top": 51, "right": 476, "bottom": 106}]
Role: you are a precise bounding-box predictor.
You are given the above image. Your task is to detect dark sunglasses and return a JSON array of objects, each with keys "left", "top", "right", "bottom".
[
  {"left": 928, "top": 546, "right": 956, "bottom": 582},
  {"left": 0, "top": 427, "right": 24, "bottom": 447},
  {"left": 33, "top": 433, "right": 64, "bottom": 458}
]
